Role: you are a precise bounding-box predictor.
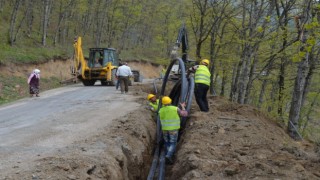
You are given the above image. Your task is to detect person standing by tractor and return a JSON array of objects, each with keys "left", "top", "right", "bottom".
[
  {"left": 116, "top": 62, "right": 133, "bottom": 94},
  {"left": 115, "top": 62, "right": 123, "bottom": 91},
  {"left": 27, "top": 69, "right": 41, "bottom": 97},
  {"left": 147, "top": 94, "right": 159, "bottom": 112},
  {"left": 189, "top": 59, "right": 211, "bottom": 112},
  {"left": 159, "top": 96, "right": 188, "bottom": 164}
]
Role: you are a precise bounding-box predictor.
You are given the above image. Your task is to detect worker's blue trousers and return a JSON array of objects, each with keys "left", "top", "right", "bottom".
[{"left": 163, "top": 130, "right": 179, "bottom": 158}]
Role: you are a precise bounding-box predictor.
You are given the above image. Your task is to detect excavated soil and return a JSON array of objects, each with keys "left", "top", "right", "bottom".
[
  {"left": 1, "top": 60, "right": 320, "bottom": 179},
  {"left": 168, "top": 96, "right": 320, "bottom": 179}
]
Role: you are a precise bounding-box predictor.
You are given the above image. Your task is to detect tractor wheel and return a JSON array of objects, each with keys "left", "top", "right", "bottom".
[
  {"left": 82, "top": 79, "right": 96, "bottom": 86},
  {"left": 101, "top": 80, "right": 108, "bottom": 86}
]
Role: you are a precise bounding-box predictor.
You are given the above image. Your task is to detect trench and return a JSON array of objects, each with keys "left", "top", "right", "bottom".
[{"left": 118, "top": 57, "right": 193, "bottom": 180}]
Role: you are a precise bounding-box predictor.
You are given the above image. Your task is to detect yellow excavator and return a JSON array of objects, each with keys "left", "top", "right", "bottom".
[{"left": 72, "top": 36, "right": 118, "bottom": 86}]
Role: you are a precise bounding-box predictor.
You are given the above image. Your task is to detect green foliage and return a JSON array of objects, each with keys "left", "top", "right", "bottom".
[{"left": 0, "top": 44, "right": 69, "bottom": 64}]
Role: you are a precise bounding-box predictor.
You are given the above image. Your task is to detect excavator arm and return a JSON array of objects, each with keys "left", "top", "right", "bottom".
[
  {"left": 171, "top": 24, "right": 189, "bottom": 63},
  {"left": 73, "top": 36, "right": 88, "bottom": 79}
]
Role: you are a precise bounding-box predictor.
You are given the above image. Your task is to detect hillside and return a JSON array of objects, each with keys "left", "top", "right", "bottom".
[{"left": 0, "top": 60, "right": 319, "bottom": 179}]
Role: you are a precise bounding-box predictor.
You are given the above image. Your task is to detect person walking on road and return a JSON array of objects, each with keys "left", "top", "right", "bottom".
[
  {"left": 28, "top": 69, "right": 41, "bottom": 97},
  {"left": 189, "top": 59, "right": 211, "bottom": 112},
  {"left": 115, "top": 62, "right": 123, "bottom": 90},
  {"left": 147, "top": 94, "right": 159, "bottom": 112},
  {"left": 116, "top": 62, "right": 132, "bottom": 94},
  {"left": 159, "top": 96, "right": 188, "bottom": 164}
]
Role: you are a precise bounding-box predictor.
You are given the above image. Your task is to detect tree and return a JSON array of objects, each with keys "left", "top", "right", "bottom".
[
  {"left": 42, "top": 0, "right": 52, "bottom": 46},
  {"left": 8, "top": 0, "right": 21, "bottom": 46},
  {"left": 190, "top": 0, "right": 214, "bottom": 59},
  {"left": 288, "top": 0, "right": 317, "bottom": 140}
]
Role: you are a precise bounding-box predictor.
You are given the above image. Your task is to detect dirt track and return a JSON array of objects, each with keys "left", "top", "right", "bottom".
[{"left": 0, "top": 82, "right": 156, "bottom": 179}]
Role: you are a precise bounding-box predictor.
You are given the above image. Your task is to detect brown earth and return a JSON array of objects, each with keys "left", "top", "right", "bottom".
[{"left": 0, "top": 60, "right": 319, "bottom": 179}]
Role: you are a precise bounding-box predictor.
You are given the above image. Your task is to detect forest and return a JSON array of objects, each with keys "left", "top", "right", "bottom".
[{"left": 0, "top": 0, "right": 319, "bottom": 142}]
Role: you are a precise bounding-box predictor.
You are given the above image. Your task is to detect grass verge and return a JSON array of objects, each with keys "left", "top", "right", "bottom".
[{"left": 0, "top": 75, "right": 62, "bottom": 105}]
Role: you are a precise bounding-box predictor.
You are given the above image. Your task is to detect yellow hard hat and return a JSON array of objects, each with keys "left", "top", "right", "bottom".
[
  {"left": 147, "top": 94, "right": 155, "bottom": 100},
  {"left": 162, "top": 96, "right": 172, "bottom": 105},
  {"left": 201, "top": 59, "right": 210, "bottom": 66}
]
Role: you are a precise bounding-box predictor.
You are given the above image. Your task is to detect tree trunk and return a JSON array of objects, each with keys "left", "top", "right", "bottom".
[
  {"left": 209, "top": 29, "right": 216, "bottom": 95},
  {"left": 288, "top": 1, "right": 313, "bottom": 140},
  {"left": 26, "top": 0, "right": 34, "bottom": 37},
  {"left": 220, "top": 67, "right": 227, "bottom": 96},
  {"left": 268, "top": 82, "right": 277, "bottom": 112},
  {"left": 237, "top": 45, "right": 251, "bottom": 104},
  {"left": 8, "top": 0, "right": 21, "bottom": 46},
  {"left": 244, "top": 46, "right": 258, "bottom": 104},
  {"left": 258, "top": 59, "right": 273, "bottom": 108},
  {"left": 42, "top": 0, "right": 50, "bottom": 46},
  {"left": 277, "top": 59, "right": 285, "bottom": 118},
  {"left": 229, "top": 63, "right": 238, "bottom": 102},
  {"left": 288, "top": 55, "right": 309, "bottom": 140},
  {"left": 0, "top": 0, "right": 6, "bottom": 12}
]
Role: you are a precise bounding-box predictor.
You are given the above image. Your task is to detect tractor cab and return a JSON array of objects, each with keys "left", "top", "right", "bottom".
[{"left": 88, "top": 48, "right": 119, "bottom": 68}]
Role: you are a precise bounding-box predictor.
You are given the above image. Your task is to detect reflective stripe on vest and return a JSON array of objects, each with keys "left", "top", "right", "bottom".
[
  {"left": 149, "top": 99, "right": 159, "bottom": 110},
  {"left": 195, "top": 65, "right": 211, "bottom": 86},
  {"left": 159, "top": 105, "right": 180, "bottom": 131}
]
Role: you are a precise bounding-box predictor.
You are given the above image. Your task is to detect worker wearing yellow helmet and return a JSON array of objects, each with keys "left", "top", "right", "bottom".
[
  {"left": 158, "top": 96, "right": 188, "bottom": 164},
  {"left": 147, "top": 94, "right": 159, "bottom": 112},
  {"left": 189, "top": 59, "right": 211, "bottom": 112}
]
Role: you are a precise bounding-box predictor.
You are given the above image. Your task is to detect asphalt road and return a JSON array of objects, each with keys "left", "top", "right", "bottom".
[{"left": 0, "top": 83, "right": 141, "bottom": 175}]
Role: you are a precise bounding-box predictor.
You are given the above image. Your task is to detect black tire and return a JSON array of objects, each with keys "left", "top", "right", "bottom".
[
  {"left": 101, "top": 80, "right": 108, "bottom": 86},
  {"left": 82, "top": 79, "right": 96, "bottom": 86}
]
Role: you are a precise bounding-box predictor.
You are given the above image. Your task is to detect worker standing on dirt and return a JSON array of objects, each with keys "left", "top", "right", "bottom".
[
  {"left": 160, "top": 65, "right": 167, "bottom": 79},
  {"left": 159, "top": 96, "right": 188, "bottom": 164},
  {"left": 116, "top": 62, "right": 133, "bottom": 94},
  {"left": 189, "top": 59, "right": 211, "bottom": 112},
  {"left": 27, "top": 69, "right": 41, "bottom": 97},
  {"left": 147, "top": 94, "right": 159, "bottom": 112}
]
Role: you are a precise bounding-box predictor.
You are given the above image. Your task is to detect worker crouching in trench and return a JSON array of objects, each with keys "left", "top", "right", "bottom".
[{"left": 159, "top": 96, "right": 188, "bottom": 164}]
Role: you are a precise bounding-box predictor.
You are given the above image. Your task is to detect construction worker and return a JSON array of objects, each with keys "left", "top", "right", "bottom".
[
  {"left": 116, "top": 62, "right": 133, "bottom": 94},
  {"left": 160, "top": 65, "right": 167, "bottom": 78},
  {"left": 159, "top": 96, "right": 188, "bottom": 164},
  {"left": 189, "top": 59, "right": 211, "bottom": 112},
  {"left": 147, "top": 94, "right": 159, "bottom": 112}
]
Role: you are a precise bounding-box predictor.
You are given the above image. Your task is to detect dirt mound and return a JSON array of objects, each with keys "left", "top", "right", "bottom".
[
  {"left": 168, "top": 96, "right": 320, "bottom": 179},
  {"left": 128, "top": 60, "right": 163, "bottom": 79}
]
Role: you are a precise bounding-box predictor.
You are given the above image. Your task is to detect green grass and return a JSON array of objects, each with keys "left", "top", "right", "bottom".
[
  {"left": 0, "top": 44, "right": 71, "bottom": 65},
  {"left": 0, "top": 75, "right": 62, "bottom": 105}
]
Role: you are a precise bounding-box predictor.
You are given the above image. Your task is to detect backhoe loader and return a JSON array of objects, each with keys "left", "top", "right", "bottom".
[{"left": 72, "top": 36, "right": 119, "bottom": 86}]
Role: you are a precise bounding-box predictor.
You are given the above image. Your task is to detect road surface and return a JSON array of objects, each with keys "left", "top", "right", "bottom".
[{"left": 0, "top": 83, "right": 141, "bottom": 176}]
